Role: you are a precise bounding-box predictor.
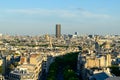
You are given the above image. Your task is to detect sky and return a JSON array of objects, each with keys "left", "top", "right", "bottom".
[{"left": 0, "top": 0, "right": 120, "bottom": 35}]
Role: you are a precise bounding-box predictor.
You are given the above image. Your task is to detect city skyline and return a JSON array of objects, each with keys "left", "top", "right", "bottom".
[{"left": 0, "top": 0, "right": 120, "bottom": 35}]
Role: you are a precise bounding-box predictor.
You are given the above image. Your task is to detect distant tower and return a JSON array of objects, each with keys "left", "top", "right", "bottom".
[
  {"left": 95, "top": 36, "right": 99, "bottom": 42},
  {"left": 45, "top": 34, "right": 49, "bottom": 41},
  {"left": 2, "top": 56, "right": 6, "bottom": 76},
  {"left": 56, "top": 24, "right": 61, "bottom": 38},
  {"left": 49, "top": 37, "right": 53, "bottom": 48},
  {"left": 75, "top": 32, "right": 78, "bottom": 35},
  {"left": 27, "top": 53, "right": 30, "bottom": 64},
  {"left": 106, "top": 54, "right": 111, "bottom": 67}
]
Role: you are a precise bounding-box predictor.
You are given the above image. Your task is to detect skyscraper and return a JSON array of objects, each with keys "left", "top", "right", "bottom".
[{"left": 56, "top": 24, "right": 61, "bottom": 38}]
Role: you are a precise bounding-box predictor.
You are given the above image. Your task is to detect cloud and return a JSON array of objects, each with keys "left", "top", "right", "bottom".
[
  {"left": 5, "top": 9, "right": 74, "bottom": 18},
  {"left": 2, "top": 8, "right": 111, "bottom": 19},
  {"left": 80, "top": 11, "right": 110, "bottom": 18},
  {"left": 76, "top": 8, "right": 111, "bottom": 19},
  {"left": 6, "top": 9, "right": 51, "bottom": 15},
  {"left": 76, "top": 8, "right": 85, "bottom": 11}
]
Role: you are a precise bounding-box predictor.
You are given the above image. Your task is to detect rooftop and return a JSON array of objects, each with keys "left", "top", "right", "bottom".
[
  {"left": 106, "top": 77, "right": 120, "bottom": 80},
  {"left": 30, "top": 54, "right": 39, "bottom": 58},
  {"left": 91, "top": 72, "right": 110, "bottom": 80}
]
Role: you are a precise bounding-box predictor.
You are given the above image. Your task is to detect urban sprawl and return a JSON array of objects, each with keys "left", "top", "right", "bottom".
[{"left": 0, "top": 24, "right": 120, "bottom": 80}]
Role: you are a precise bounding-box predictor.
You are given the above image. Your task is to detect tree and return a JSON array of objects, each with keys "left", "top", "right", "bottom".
[
  {"left": 9, "top": 64, "right": 15, "bottom": 70},
  {"left": 0, "top": 66, "right": 2, "bottom": 73},
  {"left": 64, "top": 67, "right": 78, "bottom": 80},
  {"left": 110, "top": 65, "right": 120, "bottom": 76},
  {"left": 69, "top": 77, "right": 79, "bottom": 80},
  {"left": 46, "top": 52, "right": 80, "bottom": 80},
  {"left": 13, "top": 62, "right": 19, "bottom": 67}
]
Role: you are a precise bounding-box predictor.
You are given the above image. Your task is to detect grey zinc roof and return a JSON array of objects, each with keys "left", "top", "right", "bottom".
[
  {"left": 92, "top": 72, "right": 110, "bottom": 80},
  {"left": 106, "top": 77, "right": 120, "bottom": 80}
]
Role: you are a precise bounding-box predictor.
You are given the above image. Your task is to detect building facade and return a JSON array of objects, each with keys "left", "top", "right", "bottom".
[{"left": 9, "top": 54, "right": 44, "bottom": 80}]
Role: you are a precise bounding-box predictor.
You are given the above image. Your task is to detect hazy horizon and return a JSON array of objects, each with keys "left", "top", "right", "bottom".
[{"left": 0, "top": 0, "right": 120, "bottom": 35}]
